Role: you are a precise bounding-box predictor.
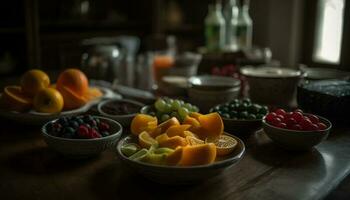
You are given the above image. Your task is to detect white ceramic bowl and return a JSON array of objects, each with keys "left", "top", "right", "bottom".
[
  {"left": 97, "top": 99, "right": 144, "bottom": 127},
  {"left": 240, "top": 66, "right": 302, "bottom": 107},
  {"left": 42, "top": 116, "right": 123, "bottom": 158}
]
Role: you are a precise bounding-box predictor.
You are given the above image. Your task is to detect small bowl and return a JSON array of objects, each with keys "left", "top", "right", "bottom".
[
  {"left": 116, "top": 133, "right": 245, "bottom": 184},
  {"left": 223, "top": 118, "right": 262, "bottom": 138},
  {"left": 262, "top": 114, "right": 332, "bottom": 151},
  {"left": 97, "top": 99, "right": 144, "bottom": 127},
  {"left": 42, "top": 116, "right": 123, "bottom": 158},
  {"left": 188, "top": 75, "right": 241, "bottom": 90}
]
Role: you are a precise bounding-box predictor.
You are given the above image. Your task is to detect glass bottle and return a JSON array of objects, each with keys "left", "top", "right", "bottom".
[
  {"left": 205, "top": 3, "right": 225, "bottom": 52},
  {"left": 223, "top": 0, "right": 239, "bottom": 51},
  {"left": 236, "top": 0, "right": 253, "bottom": 50}
]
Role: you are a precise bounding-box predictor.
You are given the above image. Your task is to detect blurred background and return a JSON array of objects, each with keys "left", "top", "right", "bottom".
[{"left": 0, "top": 0, "right": 348, "bottom": 79}]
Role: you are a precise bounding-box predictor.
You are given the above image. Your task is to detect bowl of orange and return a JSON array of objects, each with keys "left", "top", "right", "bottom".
[{"left": 116, "top": 113, "right": 245, "bottom": 184}]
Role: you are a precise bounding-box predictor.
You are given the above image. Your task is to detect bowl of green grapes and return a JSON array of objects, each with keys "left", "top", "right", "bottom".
[
  {"left": 140, "top": 98, "right": 199, "bottom": 122},
  {"left": 210, "top": 99, "right": 269, "bottom": 136}
]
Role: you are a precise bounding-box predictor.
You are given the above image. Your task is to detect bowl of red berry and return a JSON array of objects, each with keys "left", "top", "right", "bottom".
[
  {"left": 42, "top": 115, "right": 123, "bottom": 158},
  {"left": 262, "top": 109, "right": 332, "bottom": 151}
]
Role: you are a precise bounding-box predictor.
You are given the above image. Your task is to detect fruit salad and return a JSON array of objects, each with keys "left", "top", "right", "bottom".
[
  {"left": 143, "top": 97, "right": 199, "bottom": 122},
  {"left": 121, "top": 112, "right": 238, "bottom": 166},
  {"left": 210, "top": 98, "right": 268, "bottom": 120},
  {"left": 0, "top": 68, "right": 102, "bottom": 114},
  {"left": 265, "top": 108, "right": 328, "bottom": 131},
  {"left": 46, "top": 115, "right": 112, "bottom": 139}
]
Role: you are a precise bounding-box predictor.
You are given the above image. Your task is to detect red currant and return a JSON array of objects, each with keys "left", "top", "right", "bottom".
[
  {"left": 265, "top": 112, "right": 277, "bottom": 122},
  {"left": 317, "top": 122, "right": 327, "bottom": 130},
  {"left": 286, "top": 118, "right": 297, "bottom": 128},
  {"left": 300, "top": 118, "right": 312, "bottom": 130},
  {"left": 277, "top": 122, "right": 287, "bottom": 129},
  {"left": 291, "top": 124, "right": 302, "bottom": 130},
  {"left": 271, "top": 117, "right": 282, "bottom": 126},
  {"left": 308, "top": 123, "right": 319, "bottom": 131},
  {"left": 275, "top": 109, "right": 286, "bottom": 116},
  {"left": 308, "top": 115, "right": 319, "bottom": 124},
  {"left": 292, "top": 112, "right": 303, "bottom": 123},
  {"left": 294, "top": 109, "right": 303, "bottom": 113},
  {"left": 276, "top": 114, "right": 285, "bottom": 122}
]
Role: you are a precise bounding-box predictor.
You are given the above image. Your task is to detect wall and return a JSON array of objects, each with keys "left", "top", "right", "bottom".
[{"left": 251, "top": 0, "right": 304, "bottom": 68}]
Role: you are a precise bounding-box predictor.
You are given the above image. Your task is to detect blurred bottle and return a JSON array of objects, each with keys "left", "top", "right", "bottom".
[
  {"left": 205, "top": 3, "right": 225, "bottom": 52},
  {"left": 223, "top": 0, "right": 239, "bottom": 51},
  {"left": 236, "top": 0, "right": 253, "bottom": 50}
]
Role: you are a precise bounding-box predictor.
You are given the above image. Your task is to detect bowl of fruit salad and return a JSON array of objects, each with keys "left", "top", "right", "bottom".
[
  {"left": 98, "top": 99, "right": 144, "bottom": 127},
  {"left": 262, "top": 109, "right": 332, "bottom": 151},
  {"left": 42, "top": 115, "right": 123, "bottom": 158},
  {"left": 140, "top": 98, "right": 199, "bottom": 123},
  {"left": 210, "top": 98, "right": 268, "bottom": 136},
  {"left": 117, "top": 113, "right": 245, "bottom": 184}
]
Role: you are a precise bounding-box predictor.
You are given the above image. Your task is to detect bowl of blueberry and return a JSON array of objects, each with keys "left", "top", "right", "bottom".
[
  {"left": 262, "top": 109, "right": 332, "bottom": 151},
  {"left": 210, "top": 98, "right": 269, "bottom": 136},
  {"left": 42, "top": 115, "right": 123, "bottom": 158}
]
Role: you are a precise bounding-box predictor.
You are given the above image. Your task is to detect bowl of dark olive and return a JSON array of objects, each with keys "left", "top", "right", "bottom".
[
  {"left": 98, "top": 99, "right": 144, "bottom": 127},
  {"left": 210, "top": 99, "right": 269, "bottom": 137}
]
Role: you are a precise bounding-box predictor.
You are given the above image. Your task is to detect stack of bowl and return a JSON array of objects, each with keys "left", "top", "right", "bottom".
[{"left": 188, "top": 75, "right": 241, "bottom": 112}]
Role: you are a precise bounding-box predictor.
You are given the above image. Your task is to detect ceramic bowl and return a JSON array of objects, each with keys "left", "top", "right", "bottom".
[
  {"left": 188, "top": 75, "right": 241, "bottom": 90},
  {"left": 223, "top": 118, "right": 262, "bottom": 138},
  {"left": 262, "top": 114, "right": 332, "bottom": 151},
  {"left": 97, "top": 99, "right": 144, "bottom": 127},
  {"left": 42, "top": 116, "right": 123, "bottom": 158},
  {"left": 116, "top": 133, "right": 245, "bottom": 184},
  {"left": 240, "top": 66, "right": 302, "bottom": 107}
]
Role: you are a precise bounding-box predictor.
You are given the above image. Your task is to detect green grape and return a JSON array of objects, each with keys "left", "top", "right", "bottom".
[
  {"left": 184, "top": 103, "right": 193, "bottom": 110},
  {"left": 170, "top": 111, "right": 178, "bottom": 118},
  {"left": 155, "top": 99, "right": 166, "bottom": 112},
  {"left": 167, "top": 98, "right": 174, "bottom": 105},
  {"left": 178, "top": 107, "right": 189, "bottom": 120},
  {"left": 192, "top": 106, "right": 199, "bottom": 112},
  {"left": 171, "top": 100, "right": 181, "bottom": 110},
  {"left": 161, "top": 114, "right": 170, "bottom": 122},
  {"left": 179, "top": 100, "right": 185, "bottom": 105},
  {"left": 163, "top": 104, "right": 172, "bottom": 113}
]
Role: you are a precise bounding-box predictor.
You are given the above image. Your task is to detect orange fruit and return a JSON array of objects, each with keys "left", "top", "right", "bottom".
[
  {"left": 183, "top": 115, "right": 202, "bottom": 134},
  {"left": 59, "top": 86, "right": 88, "bottom": 110},
  {"left": 131, "top": 114, "right": 158, "bottom": 136},
  {"left": 198, "top": 113, "right": 224, "bottom": 140},
  {"left": 149, "top": 117, "right": 180, "bottom": 138},
  {"left": 178, "top": 143, "right": 216, "bottom": 166},
  {"left": 189, "top": 112, "right": 203, "bottom": 120},
  {"left": 33, "top": 88, "right": 64, "bottom": 113},
  {"left": 138, "top": 131, "right": 158, "bottom": 148},
  {"left": 183, "top": 130, "right": 197, "bottom": 138},
  {"left": 158, "top": 135, "right": 188, "bottom": 149},
  {"left": 83, "top": 87, "right": 103, "bottom": 101},
  {"left": 208, "top": 135, "right": 238, "bottom": 156},
  {"left": 155, "top": 133, "right": 169, "bottom": 144},
  {"left": 21, "top": 69, "right": 50, "bottom": 97},
  {"left": 166, "top": 147, "right": 183, "bottom": 166},
  {"left": 186, "top": 136, "right": 204, "bottom": 146},
  {"left": 1, "top": 86, "right": 32, "bottom": 112},
  {"left": 165, "top": 124, "right": 191, "bottom": 138},
  {"left": 56, "top": 68, "right": 89, "bottom": 96}
]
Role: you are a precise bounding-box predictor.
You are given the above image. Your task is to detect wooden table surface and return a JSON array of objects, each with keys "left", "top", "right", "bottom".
[{"left": 0, "top": 118, "right": 349, "bottom": 200}]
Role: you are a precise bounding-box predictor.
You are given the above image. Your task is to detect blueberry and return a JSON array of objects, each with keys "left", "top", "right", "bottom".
[
  {"left": 259, "top": 106, "right": 269, "bottom": 115},
  {"left": 88, "top": 119, "right": 97, "bottom": 127},
  {"left": 221, "top": 113, "right": 230, "bottom": 119},
  {"left": 256, "top": 114, "right": 265, "bottom": 119},
  {"left": 69, "top": 121, "right": 79, "bottom": 129},
  {"left": 242, "top": 98, "right": 251, "bottom": 105},
  {"left": 239, "top": 111, "right": 249, "bottom": 119},
  {"left": 230, "top": 99, "right": 240, "bottom": 104},
  {"left": 94, "top": 118, "right": 100, "bottom": 124},
  {"left": 65, "top": 127, "right": 75, "bottom": 134},
  {"left": 83, "top": 115, "right": 93, "bottom": 122},
  {"left": 229, "top": 111, "right": 238, "bottom": 118},
  {"left": 76, "top": 118, "right": 84, "bottom": 125},
  {"left": 247, "top": 114, "right": 256, "bottom": 120}
]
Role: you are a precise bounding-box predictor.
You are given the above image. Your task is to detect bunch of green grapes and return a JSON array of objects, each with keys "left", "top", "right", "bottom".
[{"left": 149, "top": 98, "right": 199, "bottom": 122}]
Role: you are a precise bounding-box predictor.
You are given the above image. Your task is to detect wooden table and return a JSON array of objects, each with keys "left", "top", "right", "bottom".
[{"left": 0, "top": 119, "right": 349, "bottom": 200}]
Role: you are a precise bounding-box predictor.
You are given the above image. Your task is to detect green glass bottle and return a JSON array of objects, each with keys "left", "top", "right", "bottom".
[{"left": 205, "top": 3, "right": 225, "bottom": 52}]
